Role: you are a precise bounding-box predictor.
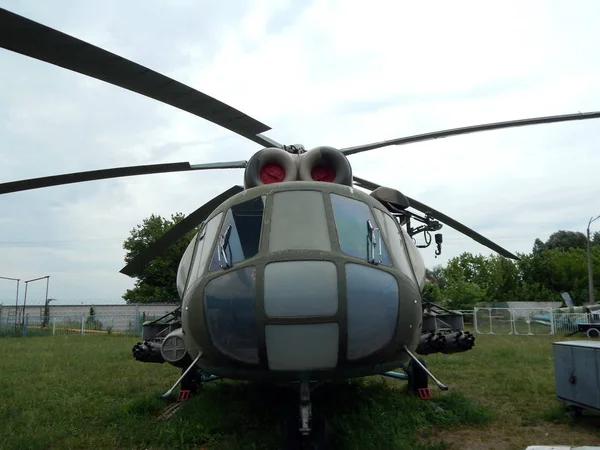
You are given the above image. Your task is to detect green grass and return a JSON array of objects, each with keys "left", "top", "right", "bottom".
[{"left": 0, "top": 334, "right": 599, "bottom": 449}]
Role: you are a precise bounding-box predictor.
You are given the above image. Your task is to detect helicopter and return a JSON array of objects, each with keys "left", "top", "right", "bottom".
[{"left": 3, "top": 7, "right": 600, "bottom": 447}]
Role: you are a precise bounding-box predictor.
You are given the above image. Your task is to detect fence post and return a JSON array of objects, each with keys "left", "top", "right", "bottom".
[
  {"left": 23, "top": 314, "right": 28, "bottom": 336},
  {"left": 52, "top": 318, "right": 56, "bottom": 336},
  {"left": 488, "top": 308, "right": 494, "bottom": 334},
  {"left": 81, "top": 315, "right": 85, "bottom": 335},
  {"left": 508, "top": 309, "right": 514, "bottom": 335},
  {"left": 550, "top": 308, "right": 555, "bottom": 335},
  {"left": 473, "top": 307, "right": 479, "bottom": 333}
]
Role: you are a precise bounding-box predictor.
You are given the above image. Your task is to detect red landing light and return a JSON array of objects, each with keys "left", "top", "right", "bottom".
[
  {"left": 260, "top": 163, "right": 286, "bottom": 184},
  {"left": 311, "top": 164, "right": 336, "bottom": 182}
]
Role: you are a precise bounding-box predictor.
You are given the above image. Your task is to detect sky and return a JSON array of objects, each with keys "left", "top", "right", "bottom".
[{"left": 1, "top": 0, "right": 600, "bottom": 305}]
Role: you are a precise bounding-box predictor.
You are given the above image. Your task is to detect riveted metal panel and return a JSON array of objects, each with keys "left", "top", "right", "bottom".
[{"left": 553, "top": 340, "right": 600, "bottom": 411}]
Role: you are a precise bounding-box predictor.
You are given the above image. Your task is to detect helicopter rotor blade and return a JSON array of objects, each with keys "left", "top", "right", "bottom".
[
  {"left": 0, "top": 160, "right": 247, "bottom": 195},
  {"left": 352, "top": 176, "right": 519, "bottom": 260},
  {"left": 120, "top": 185, "right": 244, "bottom": 277},
  {"left": 341, "top": 111, "right": 600, "bottom": 156},
  {"left": 0, "top": 8, "right": 281, "bottom": 149}
]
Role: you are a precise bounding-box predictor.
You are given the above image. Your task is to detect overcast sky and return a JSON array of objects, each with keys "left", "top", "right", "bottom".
[{"left": 1, "top": 0, "right": 599, "bottom": 305}]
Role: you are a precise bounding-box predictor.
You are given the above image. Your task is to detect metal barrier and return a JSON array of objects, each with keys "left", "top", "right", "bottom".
[
  {"left": 473, "top": 307, "right": 595, "bottom": 336},
  {"left": 0, "top": 313, "right": 144, "bottom": 337},
  {"left": 0, "top": 308, "right": 591, "bottom": 338},
  {"left": 474, "top": 307, "right": 555, "bottom": 335},
  {"left": 549, "top": 312, "right": 591, "bottom": 336}
]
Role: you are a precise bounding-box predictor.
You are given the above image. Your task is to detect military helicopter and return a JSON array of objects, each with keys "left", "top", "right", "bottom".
[{"left": 2, "top": 7, "right": 600, "bottom": 447}]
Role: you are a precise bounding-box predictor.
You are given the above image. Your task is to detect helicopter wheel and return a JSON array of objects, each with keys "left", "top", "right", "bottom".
[
  {"left": 283, "top": 415, "right": 329, "bottom": 450},
  {"left": 179, "top": 367, "right": 204, "bottom": 395},
  {"left": 406, "top": 357, "right": 429, "bottom": 396}
]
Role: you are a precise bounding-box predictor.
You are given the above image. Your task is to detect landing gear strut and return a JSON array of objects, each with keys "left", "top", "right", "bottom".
[{"left": 283, "top": 380, "right": 329, "bottom": 449}]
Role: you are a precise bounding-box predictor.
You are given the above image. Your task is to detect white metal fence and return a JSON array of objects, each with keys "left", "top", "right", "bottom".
[
  {"left": 0, "top": 307, "right": 595, "bottom": 338},
  {"left": 0, "top": 313, "right": 151, "bottom": 337},
  {"left": 473, "top": 307, "right": 595, "bottom": 336}
]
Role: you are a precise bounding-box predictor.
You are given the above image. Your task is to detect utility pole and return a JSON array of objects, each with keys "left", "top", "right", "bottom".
[{"left": 587, "top": 215, "right": 600, "bottom": 305}]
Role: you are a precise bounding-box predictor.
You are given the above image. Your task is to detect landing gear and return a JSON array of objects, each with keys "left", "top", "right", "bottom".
[
  {"left": 180, "top": 367, "right": 204, "bottom": 395},
  {"left": 407, "top": 357, "right": 429, "bottom": 396},
  {"left": 283, "top": 380, "right": 329, "bottom": 450}
]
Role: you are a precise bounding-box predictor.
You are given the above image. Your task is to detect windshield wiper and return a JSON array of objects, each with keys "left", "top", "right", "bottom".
[
  {"left": 366, "top": 219, "right": 382, "bottom": 264},
  {"left": 217, "top": 225, "right": 233, "bottom": 269}
]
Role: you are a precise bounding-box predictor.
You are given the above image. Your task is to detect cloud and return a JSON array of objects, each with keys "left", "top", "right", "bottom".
[{"left": 1, "top": 0, "right": 600, "bottom": 304}]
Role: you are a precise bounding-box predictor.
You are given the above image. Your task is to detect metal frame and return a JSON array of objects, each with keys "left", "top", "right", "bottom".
[
  {"left": 0, "top": 276, "right": 20, "bottom": 326},
  {"left": 22, "top": 275, "right": 49, "bottom": 328}
]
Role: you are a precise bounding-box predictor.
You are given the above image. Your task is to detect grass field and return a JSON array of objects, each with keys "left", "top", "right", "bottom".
[{"left": 1, "top": 334, "right": 599, "bottom": 450}]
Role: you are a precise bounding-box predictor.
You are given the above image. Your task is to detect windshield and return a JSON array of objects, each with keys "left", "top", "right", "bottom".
[
  {"left": 209, "top": 196, "right": 265, "bottom": 271},
  {"left": 330, "top": 193, "right": 392, "bottom": 266}
]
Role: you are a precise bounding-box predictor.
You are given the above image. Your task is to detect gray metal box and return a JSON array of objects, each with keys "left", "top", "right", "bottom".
[{"left": 552, "top": 340, "right": 600, "bottom": 411}]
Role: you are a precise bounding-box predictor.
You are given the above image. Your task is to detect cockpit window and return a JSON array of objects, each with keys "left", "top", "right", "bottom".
[
  {"left": 189, "top": 213, "right": 223, "bottom": 280},
  {"left": 209, "top": 196, "right": 265, "bottom": 271},
  {"left": 269, "top": 190, "right": 331, "bottom": 252},
  {"left": 176, "top": 233, "right": 198, "bottom": 298},
  {"left": 373, "top": 209, "right": 416, "bottom": 282},
  {"left": 330, "top": 194, "right": 391, "bottom": 266},
  {"left": 204, "top": 266, "right": 259, "bottom": 364}
]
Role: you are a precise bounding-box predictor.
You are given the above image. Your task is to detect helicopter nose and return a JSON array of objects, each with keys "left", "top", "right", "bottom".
[{"left": 263, "top": 261, "right": 340, "bottom": 371}]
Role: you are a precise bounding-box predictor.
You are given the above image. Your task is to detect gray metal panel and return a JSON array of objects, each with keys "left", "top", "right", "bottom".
[
  {"left": 553, "top": 341, "right": 600, "bottom": 410},
  {"left": 575, "top": 348, "right": 600, "bottom": 407},
  {"left": 553, "top": 340, "right": 600, "bottom": 349},
  {"left": 553, "top": 345, "right": 576, "bottom": 402}
]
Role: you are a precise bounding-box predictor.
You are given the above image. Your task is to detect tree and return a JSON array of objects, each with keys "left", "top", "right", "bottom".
[
  {"left": 441, "top": 252, "right": 520, "bottom": 304},
  {"left": 444, "top": 280, "right": 486, "bottom": 310},
  {"left": 85, "top": 306, "right": 103, "bottom": 330},
  {"left": 541, "top": 230, "right": 588, "bottom": 252},
  {"left": 122, "top": 213, "right": 195, "bottom": 304},
  {"left": 426, "top": 265, "right": 446, "bottom": 290},
  {"left": 422, "top": 280, "right": 442, "bottom": 303}
]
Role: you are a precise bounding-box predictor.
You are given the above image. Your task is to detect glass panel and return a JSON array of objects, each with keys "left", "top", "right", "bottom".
[
  {"left": 330, "top": 194, "right": 391, "bottom": 265},
  {"left": 204, "top": 266, "right": 258, "bottom": 364},
  {"left": 401, "top": 227, "right": 426, "bottom": 289},
  {"left": 189, "top": 213, "right": 223, "bottom": 280},
  {"left": 269, "top": 191, "right": 331, "bottom": 252},
  {"left": 176, "top": 232, "right": 198, "bottom": 298},
  {"left": 264, "top": 261, "right": 338, "bottom": 317},
  {"left": 346, "top": 264, "right": 398, "bottom": 360},
  {"left": 265, "top": 323, "right": 339, "bottom": 370},
  {"left": 373, "top": 209, "right": 415, "bottom": 282},
  {"left": 209, "top": 197, "right": 265, "bottom": 271}
]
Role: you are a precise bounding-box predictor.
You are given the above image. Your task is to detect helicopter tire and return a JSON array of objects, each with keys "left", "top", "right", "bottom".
[
  {"left": 282, "top": 415, "right": 330, "bottom": 450},
  {"left": 406, "top": 357, "right": 428, "bottom": 396}
]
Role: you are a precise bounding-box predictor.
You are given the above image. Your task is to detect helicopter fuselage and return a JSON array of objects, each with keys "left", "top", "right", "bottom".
[{"left": 176, "top": 181, "right": 426, "bottom": 382}]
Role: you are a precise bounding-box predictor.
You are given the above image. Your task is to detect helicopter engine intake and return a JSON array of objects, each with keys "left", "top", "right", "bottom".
[
  {"left": 244, "top": 147, "right": 298, "bottom": 188},
  {"left": 298, "top": 146, "right": 353, "bottom": 186}
]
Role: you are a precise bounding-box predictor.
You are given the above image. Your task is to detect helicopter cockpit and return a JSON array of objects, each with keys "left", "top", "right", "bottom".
[{"left": 176, "top": 182, "right": 425, "bottom": 377}]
